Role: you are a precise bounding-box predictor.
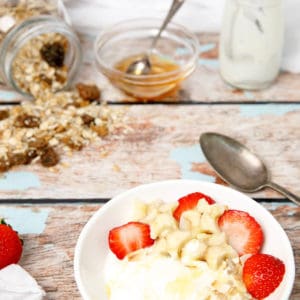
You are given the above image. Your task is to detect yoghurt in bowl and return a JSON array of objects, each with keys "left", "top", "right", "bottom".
[{"left": 74, "top": 180, "right": 295, "bottom": 300}]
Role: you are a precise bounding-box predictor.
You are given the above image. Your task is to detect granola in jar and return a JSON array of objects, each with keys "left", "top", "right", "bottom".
[
  {"left": 0, "top": 0, "right": 81, "bottom": 97},
  {"left": 0, "top": 0, "right": 58, "bottom": 43}
]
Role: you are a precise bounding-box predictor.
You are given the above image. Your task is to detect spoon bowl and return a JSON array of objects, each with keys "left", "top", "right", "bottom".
[
  {"left": 126, "top": 0, "right": 185, "bottom": 75},
  {"left": 200, "top": 132, "right": 300, "bottom": 205}
]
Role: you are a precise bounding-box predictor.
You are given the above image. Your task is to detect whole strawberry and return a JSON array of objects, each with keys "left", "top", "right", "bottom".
[
  {"left": 243, "top": 253, "right": 285, "bottom": 299},
  {"left": 0, "top": 219, "right": 23, "bottom": 269}
]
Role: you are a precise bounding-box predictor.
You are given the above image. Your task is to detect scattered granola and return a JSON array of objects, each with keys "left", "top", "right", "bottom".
[{"left": 0, "top": 84, "right": 126, "bottom": 172}]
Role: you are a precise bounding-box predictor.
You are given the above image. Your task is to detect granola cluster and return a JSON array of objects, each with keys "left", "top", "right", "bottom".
[
  {"left": 0, "top": 83, "right": 125, "bottom": 172},
  {"left": 12, "top": 33, "right": 69, "bottom": 96}
]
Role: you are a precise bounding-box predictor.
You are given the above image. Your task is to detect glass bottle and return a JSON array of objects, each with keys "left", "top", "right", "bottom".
[
  {"left": 219, "top": 0, "right": 284, "bottom": 90},
  {"left": 0, "top": 0, "right": 82, "bottom": 97}
]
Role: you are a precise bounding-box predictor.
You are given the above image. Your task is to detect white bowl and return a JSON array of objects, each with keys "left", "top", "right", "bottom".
[{"left": 74, "top": 180, "right": 295, "bottom": 300}]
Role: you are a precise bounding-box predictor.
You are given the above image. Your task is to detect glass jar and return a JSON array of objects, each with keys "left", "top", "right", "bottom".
[
  {"left": 219, "top": 0, "right": 284, "bottom": 90},
  {"left": 0, "top": 0, "right": 82, "bottom": 97}
]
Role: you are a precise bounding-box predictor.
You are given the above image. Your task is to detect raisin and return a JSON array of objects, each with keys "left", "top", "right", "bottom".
[
  {"left": 81, "top": 114, "right": 95, "bottom": 126},
  {"left": 55, "top": 72, "right": 67, "bottom": 84},
  {"left": 0, "top": 159, "right": 10, "bottom": 172},
  {"left": 76, "top": 83, "right": 101, "bottom": 101},
  {"left": 40, "top": 42, "right": 65, "bottom": 68},
  {"left": 39, "top": 74, "right": 53, "bottom": 86},
  {"left": 8, "top": 153, "right": 28, "bottom": 166},
  {"left": 61, "top": 136, "right": 83, "bottom": 151},
  {"left": 0, "top": 109, "right": 9, "bottom": 121},
  {"left": 40, "top": 147, "right": 59, "bottom": 167},
  {"left": 14, "top": 114, "right": 40, "bottom": 128},
  {"left": 25, "top": 149, "right": 38, "bottom": 164},
  {"left": 74, "top": 100, "right": 90, "bottom": 108},
  {"left": 28, "top": 137, "right": 48, "bottom": 149},
  {"left": 91, "top": 124, "right": 109, "bottom": 137}
]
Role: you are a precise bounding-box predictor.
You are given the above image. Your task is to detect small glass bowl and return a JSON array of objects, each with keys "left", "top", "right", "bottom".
[{"left": 94, "top": 19, "right": 199, "bottom": 100}]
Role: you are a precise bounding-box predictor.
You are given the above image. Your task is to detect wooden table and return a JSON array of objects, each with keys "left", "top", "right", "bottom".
[{"left": 0, "top": 32, "right": 299, "bottom": 299}]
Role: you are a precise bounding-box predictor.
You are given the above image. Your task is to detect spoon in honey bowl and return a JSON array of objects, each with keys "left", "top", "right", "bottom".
[
  {"left": 126, "top": 0, "right": 185, "bottom": 75},
  {"left": 200, "top": 132, "right": 300, "bottom": 206}
]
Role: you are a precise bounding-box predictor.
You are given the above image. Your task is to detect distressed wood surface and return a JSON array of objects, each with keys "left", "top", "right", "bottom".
[
  {"left": 0, "top": 104, "right": 299, "bottom": 200},
  {"left": 0, "top": 23, "right": 300, "bottom": 300},
  {"left": 1, "top": 33, "right": 300, "bottom": 104},
  {"left": 0, "top": 203, "right": 298, "bottom": 300}
]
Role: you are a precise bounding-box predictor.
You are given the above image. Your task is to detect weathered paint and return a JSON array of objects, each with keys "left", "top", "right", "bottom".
[
  {"left": 176, "top": 43, "right": 216, "bottom": 56},
  {"left": 0, "top": 90, "right": 20, "bottom": 101},
  {"left": 260, "top": 201, "right": 297, "bottom": 211},
  {"left": 239, "top": 104, "right": 300, "bottom": 117},
  {"left": 170, "top": 145, "right": 215, "bottom": 182},
  {"left": 0, "top": 207, "right": 50, "bottom": 234},
  {"left": 0, "top": 172, "right": 40, "bottom": 191},
  {"left": 244, "top": 91, "right": 255, "bottom": 100},
  {"left": 198, "top": 59, "right": 219, "bottom": 68},
  {"left": 199, "top": 43, "right": 216, "bottom": 53}
]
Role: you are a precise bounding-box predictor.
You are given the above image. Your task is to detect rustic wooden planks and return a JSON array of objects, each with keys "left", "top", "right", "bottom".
[
  {"left": 70, "top": 32, "right": 300, "bottom": 103},
  {"left": 0, "top": 104, "right": 299, "bottom": 200},
  {"left": 0, "top": 25, "right": 299, "bottom": 300},
  {"left": 1, "top": 203, "right": 296, "bottom": 299},
  {"left": 1, "top": 33, "right": 300, "bottom": 103}
]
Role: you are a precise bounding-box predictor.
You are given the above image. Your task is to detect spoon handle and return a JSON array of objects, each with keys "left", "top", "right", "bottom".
[
  {"left": 150, "top": 0, "right": 185, "bottom": 50},
  {"left": 267, "top": 182, "right": 300, "bottom": 206}
]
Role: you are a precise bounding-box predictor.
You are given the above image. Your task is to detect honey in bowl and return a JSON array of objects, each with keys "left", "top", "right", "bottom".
[{"left": 112, "top": 53, "right": 184, "bottom": 100}]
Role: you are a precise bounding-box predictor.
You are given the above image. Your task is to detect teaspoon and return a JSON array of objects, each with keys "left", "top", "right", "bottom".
[
  {"left": 126, "top": 0, "right": 185, "bottom": 75},
  {"left": 200, "top": 132, "right": 300, "bottom": 206}
]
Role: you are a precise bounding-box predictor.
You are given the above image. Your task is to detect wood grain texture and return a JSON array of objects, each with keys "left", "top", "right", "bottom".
[
  {"left": 4, "top": 203, "right": 298, "bottom": 299},
  {"left": 0, "top": 104, "right": 299, "bottom": 200},
  {"left": 1, "top": 33, "right": 300, "bottom": 103}
]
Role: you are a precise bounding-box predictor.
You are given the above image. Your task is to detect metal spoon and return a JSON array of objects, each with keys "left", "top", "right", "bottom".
[
  {"left": 200, "top": 132, "right": 300, "bottom": 206},
  {"left": 126, "top": 0, "right": 185, "bottom": 75}
]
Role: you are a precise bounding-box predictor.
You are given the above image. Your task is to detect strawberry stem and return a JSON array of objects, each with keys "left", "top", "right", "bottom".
[{"left": 0, "top": 218, "right": 7, "bottom": 225}]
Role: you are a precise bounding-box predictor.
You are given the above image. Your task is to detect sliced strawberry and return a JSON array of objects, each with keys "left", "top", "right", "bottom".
[
  {"left": 173, "top": 192, "right": 215, "bottom": 222},
  {"left": 218, "top": 210, "right": 263, "bottom": 256},
  {"left": 243, "top": 253, "right": 285, "bottom": 299},
  {"left": 108, "top": 221, "right": 154, "bottom": 259},
  {"left": 0, "top": 220, "right": 23, "bottom": 269}
]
